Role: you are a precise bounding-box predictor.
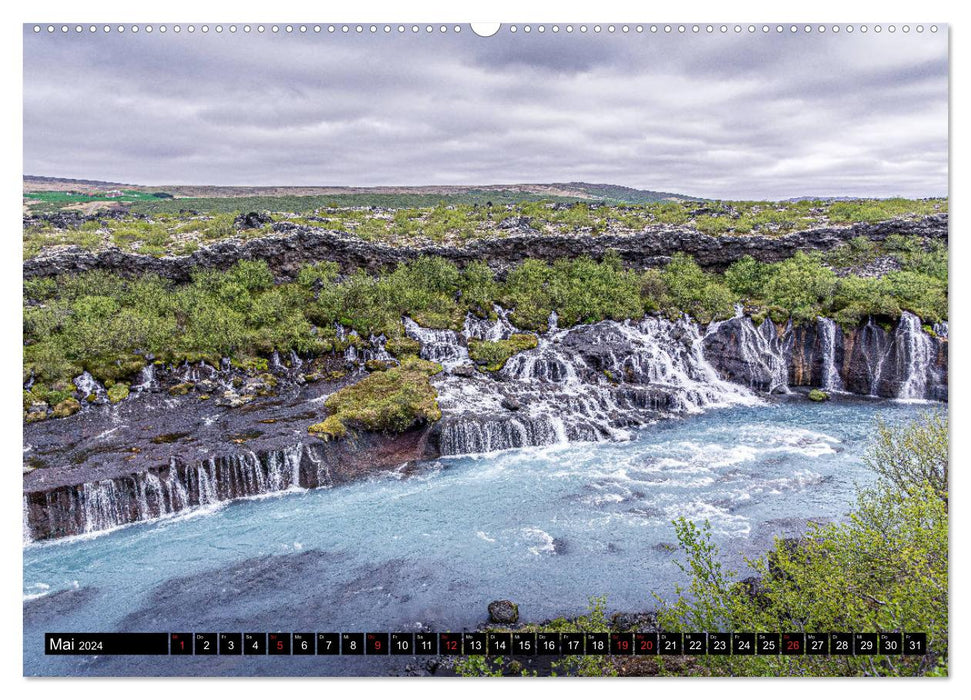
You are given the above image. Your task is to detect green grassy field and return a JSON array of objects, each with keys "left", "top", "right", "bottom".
[
  {"left": 22, "top": 197, "right": 948, "bottom": 260},
  {"left": 128, "top": 191, "right": 581, "bottom": 215}
]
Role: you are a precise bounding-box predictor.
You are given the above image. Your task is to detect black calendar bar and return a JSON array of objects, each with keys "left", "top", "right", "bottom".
[
  {"left": 44, "top": 631, "right": 931, "bottom": 655},
  {"left": 45, "top": 633, "right": 169, "bottom": 655}
]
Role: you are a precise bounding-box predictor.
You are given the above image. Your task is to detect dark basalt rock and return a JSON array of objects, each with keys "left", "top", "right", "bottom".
[
  {"left": 234, "top": 211, "right": 273, "bottom": 230},
  {"left": 488, "top": 599, "right": 520, "bottom": 625},
  {"left": 23, "top": 215, "right": 948, "bottom": 281}
]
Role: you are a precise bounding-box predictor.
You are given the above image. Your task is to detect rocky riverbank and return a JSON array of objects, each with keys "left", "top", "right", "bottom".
[{"left": 23, "top": 307, "right": 947, "bottom": 542}]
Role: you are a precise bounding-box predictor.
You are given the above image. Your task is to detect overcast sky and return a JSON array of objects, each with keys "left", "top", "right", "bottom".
[{"left": 22, "top": 25, "right": 948, "bottom": 199}]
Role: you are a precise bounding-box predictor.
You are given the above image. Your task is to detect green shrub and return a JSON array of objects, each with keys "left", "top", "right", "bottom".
[
  {"left": 468, "top": 334, "right": 538, "bottom": 371},
  {"left": 761, "top": 252, "right": 837, "bottom": 322},
  {"left": 724, "top": 256, "right": 771, "bottom": 298},
  {"left": 661, "top": 253, "right": 735, "bottom": 323},
  {"left": 654, "top": 413, "right": 948, "bottom": 676}
]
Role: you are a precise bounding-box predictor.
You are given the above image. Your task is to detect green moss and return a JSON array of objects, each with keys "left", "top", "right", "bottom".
[
  {"left": 322, "top": 360, "right": 442, "bottom": 433},
  {"left": 84, "top": 355, "right": 147, "bottom": 384},
  {"left": 257, "top": 372, "right": 279, "bottom": 388},
  {"left": 385, "top": 336, "right": 421, "bottom": 358},
  {"left": 33, "top": 386, "right": 73, "bottom": 407},
  {"left": 364, "top": 359, "right": 392, "bottom": 372},
  {"left": 106, "top": 382, "right": 130, "bottom": 404},
  {"left": 468, "top": 333, "right": 539, "bottom": 371},
  {"left": 232, "top": 356, "right": 269, "bottom": 372},
  {"left": 308, "top": 414, "right": 348, "bottom": 441},
  {"left": 150, "top": 431, "right": 190, "bottom": 444},
  {"left": 168, "top": 382, "right": 194, "bottom": 396},
  {"left": 51, "top": 397, "right": 81, "bottom": 418},
  {"left": 808, "top": 389, "right": 830, "bottom": 402}
]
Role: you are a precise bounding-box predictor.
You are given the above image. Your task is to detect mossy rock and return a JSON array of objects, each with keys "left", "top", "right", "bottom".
[
  {"left": 232, "top": 356, "right": 270, "bottom": 372},
  {"left": 32, "top": 385, "right": 74, "bottom": 407},
  {"left": 308, "top": 415, "right": 347, "bottom": 441},
  {"left": 468, "top": 334, "right": 539, "bottom": 372},
  {"left": 107, "top": 382, "right": 130, "bottom": 404},
  {"left": 168, "top": 382, "right": 194, "bottom": 396},
  {"left": 808, "top": 389, "right": 830, "bottom": 402},
  {"left": 52, "top": 397, "right": 81, "bottom": 418},
  {"left": 399, "top": 355, "right": 443, "bottom": 376},
  {"left": 365, "top": 359, "right": 392, "bottom": 372},
  {"left": 25, "top": 410, "right": 49, "bottom": 423},
  {"left": 84, "top": 355, "right": 147, "bottom": 384},
  {"left": 385, "top": 336, "right": 421, "bottom": 358},
  {"left": 324, "top": 360, "right": 442, "bottom": 433}
]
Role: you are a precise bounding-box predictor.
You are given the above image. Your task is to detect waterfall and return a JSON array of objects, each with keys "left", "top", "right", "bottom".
[
  {"left": 703, "top": 315, "right": 789, "bottom": 394},
  {"left": 81, "top": 480, "right": 125, "bottom": 533},
  {"left": 933, "top": 321, "right": 948, "bottom": 340},
  {"left": 463, "top": 306, "right": 518, "bottom": 341},
  {"left": 433, "top": 315, "right": 761, "bottom": 456},
  {"left": 131, "top": 363, "right": 159, "bottom": 392},
  {"left": 73, "top": 371, "right": 106, "bottom": 402},
  {"left": 26, "top": 443, "right": 314, "bottom": 542},
  {"left": 179, "top": 361, "right": 217, "bottom": 383},
  {"left": 896, "top": 312, "right": 935, "bottom": 400},
  {"left": 197, "top": 460, "right": 218, "bottom": 505},
  {"left": 404, "top": 318, "right": 470, "bottom": 368},
  {"left": 817, "top": 317, "right": 844, "bottom": 391},
  {"left": 23, "top": 496, "right": 33, "bottom": 544},
  {"left": 289, "top": 350, "right": 304, "bottom": 370},
  {"left": 859, "top": 319, "right": 892, "bottom": 396}
]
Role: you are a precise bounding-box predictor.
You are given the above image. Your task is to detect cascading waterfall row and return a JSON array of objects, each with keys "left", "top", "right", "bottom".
[
  {"left": 24, "top": 309, "right": 946, "bottom": 542},
  {"left": 23, "top": 444, "right": 318, "bottom": 542},
  {"left": 428, "top": 314, "right": 764, "bottom": 456}
]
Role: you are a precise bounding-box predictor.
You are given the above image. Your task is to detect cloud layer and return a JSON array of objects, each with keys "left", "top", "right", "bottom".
[{"left": 23, "top": 26, "right": 948, "bottom": 199}]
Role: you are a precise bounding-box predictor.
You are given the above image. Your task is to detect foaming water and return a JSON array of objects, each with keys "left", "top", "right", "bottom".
[{"left": 24, "top": 399, "right": 927, "bottom": 676}]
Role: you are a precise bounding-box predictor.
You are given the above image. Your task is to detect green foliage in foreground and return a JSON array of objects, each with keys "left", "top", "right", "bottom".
[
  {"left": 454, "top": 596, "right": 618, "bottom": 677},
  {"left": 653, "top": 411, "right": 948, "bottom": 677},
  {"left": 456, "top": 412, "right": 948, "bottom": 677}
]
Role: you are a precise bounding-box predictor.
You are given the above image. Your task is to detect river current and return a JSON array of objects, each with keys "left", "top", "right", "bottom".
[{"left": 23, "top": 396, "right": 929, "bottom": 676}]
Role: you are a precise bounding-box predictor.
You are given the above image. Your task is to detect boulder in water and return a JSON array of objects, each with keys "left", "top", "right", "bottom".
[
  {"left": 500, "top": 396, "right": 522, "bottom": 412},
  {"left": 488, "top": 599, "right": 520, "bottom": 624},
  {"left": 808, "top": 389, "right": 829, "bottom": 402}
]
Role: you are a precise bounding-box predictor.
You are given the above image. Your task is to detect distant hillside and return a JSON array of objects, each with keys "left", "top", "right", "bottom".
[
  {"left": 560, "top": 182, "right": 698, "bottom": 204},
  {"left": 24, "top": 175, "right": 132, "bottom": 188},
  {"left": 23, "top": 177, "right": 702, "bottom": 213}
]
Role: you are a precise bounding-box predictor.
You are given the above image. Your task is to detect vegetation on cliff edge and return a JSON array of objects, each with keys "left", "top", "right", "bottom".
[
  {"left": 23, "top": 244, "right": 947, "bottom": 411},
  {"left": 23, "top": 197, "right": 946, "bottom": 258}
]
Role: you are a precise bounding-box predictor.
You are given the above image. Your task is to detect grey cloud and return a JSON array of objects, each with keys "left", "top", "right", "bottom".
[{"left": 22, "top": 25, "right": 948, "bottom": 199}]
